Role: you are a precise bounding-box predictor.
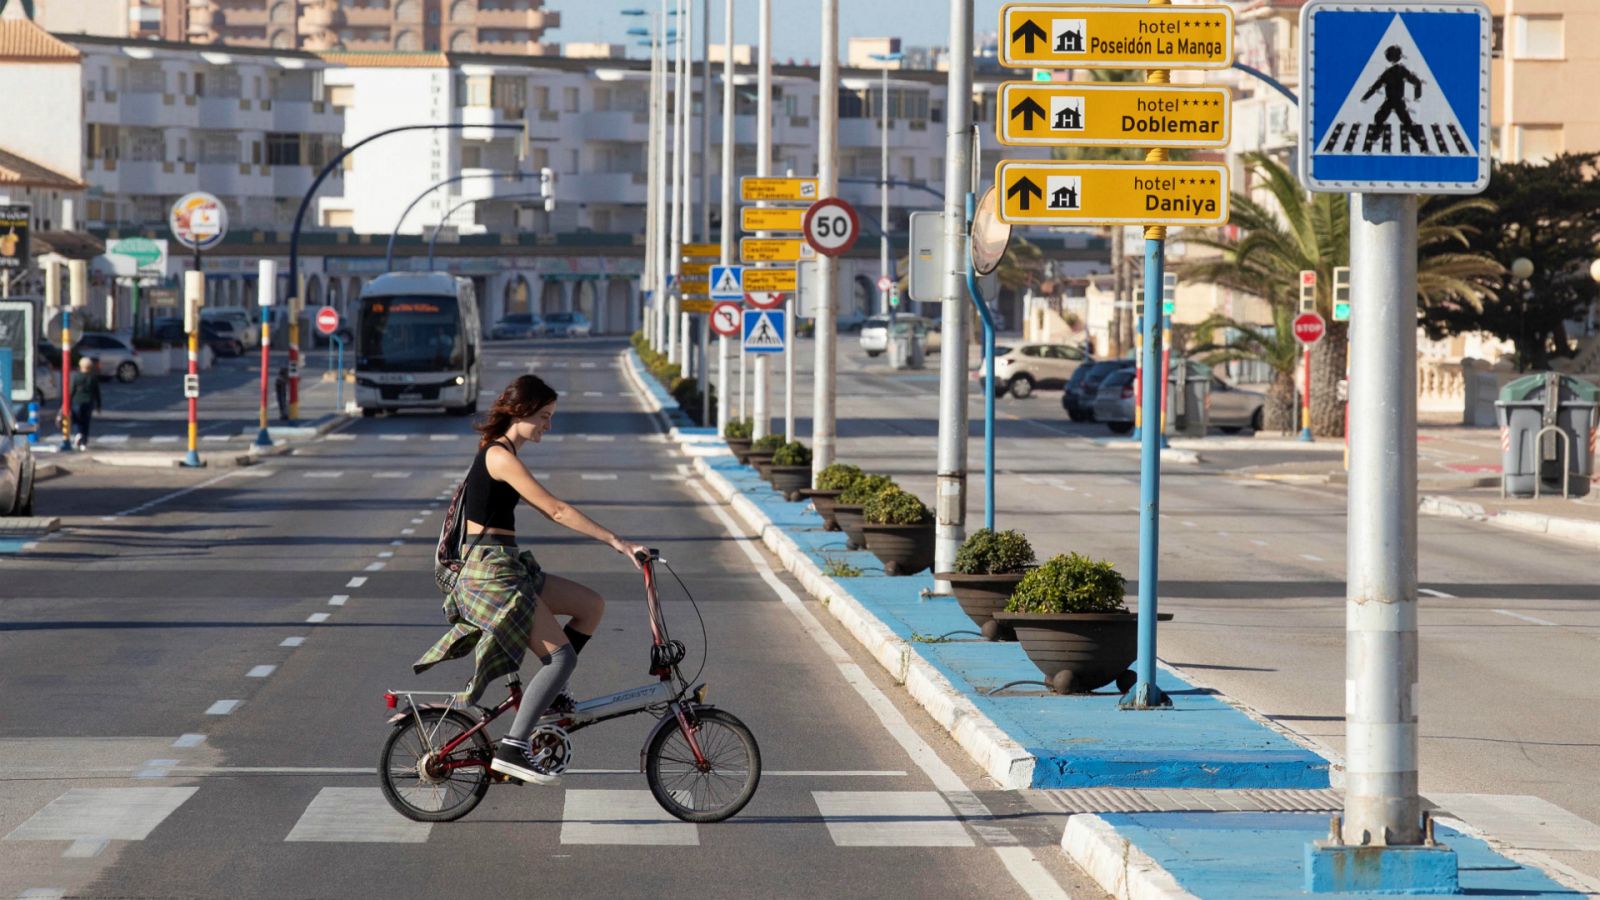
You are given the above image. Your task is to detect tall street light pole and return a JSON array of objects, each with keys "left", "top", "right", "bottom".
[
  {"left": 811, "top": 0, "right": 839, "bottom": 480},
  {"left": 933, "top": 0, "right": 974, "bottom": 584},
  {"left": 871, "top": 51, "right": 904, "bottom": 317},
  {"left": 752, "top": 0, "right": 772, "bottom": 439},
  {"left": 716, "top": 0, "right": 734, "bottom": 432},
  {"left": 655, "top": 4, "right": 673, "bottom": 353},
  {"left": 667, "top": 0, "right": 685, "bottom": 367},
  {"left": 624, "top": 12, "right": 659, "bottom": 348}
]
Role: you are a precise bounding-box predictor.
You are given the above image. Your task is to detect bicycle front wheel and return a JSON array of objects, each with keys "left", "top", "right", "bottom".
[
  {"left": 645, "top": 707, "right": 762, "bottom": 823},
  {"left": 378, "top": 708, "right": 491, "bottom": 822}
]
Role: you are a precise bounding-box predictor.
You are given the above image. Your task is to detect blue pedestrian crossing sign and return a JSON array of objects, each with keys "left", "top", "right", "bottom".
[
  {"left": 709, "top": 264, "right": 744, "bottom": 301},
  {"left": 742, "top": 309, "right": 785, "bottom": 353},
  {"left": 1299, "top": 0, "right": 1490, "bottom": 195}
]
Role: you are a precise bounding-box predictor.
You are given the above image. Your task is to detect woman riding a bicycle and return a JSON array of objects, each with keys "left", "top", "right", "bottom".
[{"left": 413, "top": 374, "right": 648, "bottom": 786}]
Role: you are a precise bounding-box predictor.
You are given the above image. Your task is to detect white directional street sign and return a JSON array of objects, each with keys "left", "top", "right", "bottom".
[
  {"left": 1299, "top": 0, "right": 1490, "bottom": 194},
  {"left": 709, "top": 264, "right": 744, "bottom": 301},
  {"left": 742, "top": 309, "right": 785, "bottom": 353}
]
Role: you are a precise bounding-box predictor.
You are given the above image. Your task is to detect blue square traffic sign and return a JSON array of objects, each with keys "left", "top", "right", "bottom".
[
  {"left": 742, "top": 309, "right": 785, "bottom": 353},
  {"left": 709, "top": 264, "right": 744, "bottom": 301},
  {"left": 1299, "top": 1, "right": 1490, "bottom": 194}
]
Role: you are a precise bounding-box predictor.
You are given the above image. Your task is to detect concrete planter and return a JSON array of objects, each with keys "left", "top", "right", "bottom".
[
  {"left": 767, "top": 465, "right": 811, "bottom": 501},
  {"left": 726, "top": 437, "right": 753, "bottom": 463},
  {"left": 832, "top": 504, "right": 866, "bottom": 550},
  {"left": 934, "top": 571, "right": 1028, "bottom": 641},
  {"left": 992, "top": 612, "right": 1172, "bottom": 695},
  {"left": 745, "top": 451, "right": 775, "bottom": 480},
  {"left": 862, "top": 522, "right": 936, "bottom": 575},
  {"left": 801, "top": 488, "right": 845, "bottom": 530}
]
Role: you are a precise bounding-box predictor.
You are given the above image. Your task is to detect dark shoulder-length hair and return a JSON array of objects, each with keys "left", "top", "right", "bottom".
[{"left": 476, "top": 375, "right": 559, "bottom": 448}]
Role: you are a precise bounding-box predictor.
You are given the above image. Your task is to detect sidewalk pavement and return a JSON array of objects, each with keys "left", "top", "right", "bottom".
[{"left": 622, "top": 349, "right": 1587, "bottom": 899}]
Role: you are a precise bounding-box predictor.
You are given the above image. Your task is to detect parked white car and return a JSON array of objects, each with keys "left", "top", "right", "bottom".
[
  {"left": 73, "top": 333, "right": 142, "bottom": 383},
  {"left": 202, "top": 308, "right": 260, "bottom": 348},
  {"left": 858, "top": 315, "right": 940, "bottom": 357}
]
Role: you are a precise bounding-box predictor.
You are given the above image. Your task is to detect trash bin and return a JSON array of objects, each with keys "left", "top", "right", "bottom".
[
  {"left": 887, "top": 320, "right": 924, "bottom": 370},
  {"left": 1166, "top": 359, "right": 1211, "bottom": 437},
  {"left": 1496, "top": 372, "right": 1600, "bottom": 498}
]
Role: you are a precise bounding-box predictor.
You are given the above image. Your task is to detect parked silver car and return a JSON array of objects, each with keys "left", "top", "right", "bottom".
[
  {"left": 73, "top": 333, "right": 142, "bottom": 382},
  {"left": 0, "top": 394, "right": 37, "bottom": 516},
  {"left": 991, "top": 342, "right": 1090, "bottom": 398},
  {"left": 1093, "top": 364, "right": 1267, "bottom": 435},
  {"left": 859, "top": 315, "right": 940, "bottom": 357},
  {"left": 1092, "top": 368, "right": 1138, "bottom": 434},
  {"left": 543, "top": 311, "right": 592, "bottom": 338}
]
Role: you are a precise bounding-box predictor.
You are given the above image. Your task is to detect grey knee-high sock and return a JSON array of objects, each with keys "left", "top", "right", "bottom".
[{"left": 506, "top": 644, "right": 576, "bottom": 744}]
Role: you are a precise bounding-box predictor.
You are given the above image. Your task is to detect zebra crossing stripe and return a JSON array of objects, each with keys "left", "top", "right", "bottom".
[
  {"left": 285, "top": 788, "right": 431, "bottom": 843},
  {"left": 560, "top": 790, "right": 698, "bottom": 845},
  {"left": 2, "top": 787, "right": 199, "bottom": 844},
  {"left": 812, "top": 791, "right": 974, "bottom": 847}
]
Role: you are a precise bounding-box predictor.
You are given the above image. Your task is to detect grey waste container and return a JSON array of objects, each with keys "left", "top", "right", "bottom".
[
  {"left": 1496, "top": 372, "right": 1600, "bottom": 498},
  {"left": 1166, "top": 359, "right": 1211, "bottom": 437},
  {"left": 887, "top": 320, "right": 924, "bottom": 370}
]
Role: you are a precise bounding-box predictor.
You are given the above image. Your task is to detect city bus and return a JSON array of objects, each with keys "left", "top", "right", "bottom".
[{"left": 354, "top": 272, "right": 481, "bottom": 417}]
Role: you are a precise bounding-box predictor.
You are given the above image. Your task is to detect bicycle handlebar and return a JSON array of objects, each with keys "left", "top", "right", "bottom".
[{"left": 635, "top": 548, "right": 661, "bottom": 564}]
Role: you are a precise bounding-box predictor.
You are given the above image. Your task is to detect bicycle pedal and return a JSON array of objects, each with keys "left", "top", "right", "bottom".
[{"left": 490, "top": 771, "right": 525, "bottom": 786}]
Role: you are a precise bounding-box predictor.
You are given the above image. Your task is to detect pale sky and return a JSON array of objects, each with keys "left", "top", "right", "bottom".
[{"left": 545, "top": 0, "right": 1013, "bottom": 65}]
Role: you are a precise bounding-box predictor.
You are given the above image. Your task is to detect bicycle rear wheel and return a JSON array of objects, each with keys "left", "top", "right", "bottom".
[
  {"left": 379, "top": 708, "right": 492, "bottom": 822},
  {"left": 645, "top": 707, "right": 761, "bottom": 823}
]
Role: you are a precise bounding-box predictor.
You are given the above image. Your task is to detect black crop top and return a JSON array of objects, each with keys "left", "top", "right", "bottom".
[{"left": 462, "top": 439, "right": 521, "bottom": 531}]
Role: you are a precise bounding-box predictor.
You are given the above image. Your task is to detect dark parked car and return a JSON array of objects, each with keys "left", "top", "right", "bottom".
[
  {"left": 0, "top": 394, "right": 37, "bottom": 516},
  {"left": 1062, "top": 359, "right": 1135, "bottom": 422},
  {"left": 491, "top": 313, "right": 545, "bottom": 340},
  {"left": 1092, "top": 369, "right": 1139, "bottom": 434},
  {"left": 151, "top": 318, "right": 245, "bottom": 357},
  {"left": 543, "top": 311, "right": 592, "bottom": 338}
]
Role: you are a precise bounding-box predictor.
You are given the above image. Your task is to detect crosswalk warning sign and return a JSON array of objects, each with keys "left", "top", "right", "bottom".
[
  {"left": 1300, "top": 1, "right": 1490, "bottom": 194},
  {"left": 742, "top": 309, "right": 785, "bottom": 353},
  {"left": 709, "top": 264, "right": 744, "bottom": 301}
]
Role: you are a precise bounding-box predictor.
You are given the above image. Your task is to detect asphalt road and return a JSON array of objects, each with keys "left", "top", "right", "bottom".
[
  {"left": 758, "top": 333, "right": 1600, "bottom": 885},
  {"left": 0, "top": 337, "right": 1101, "bottom": 900}
]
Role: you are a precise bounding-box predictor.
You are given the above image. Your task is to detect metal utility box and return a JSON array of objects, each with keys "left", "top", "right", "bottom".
[
  {"left": 1167, "top": 359, "right": 1211, "bottom": 437},
  {"left": 1496, "top": 372, "right": 1599, "bottom": 498}
]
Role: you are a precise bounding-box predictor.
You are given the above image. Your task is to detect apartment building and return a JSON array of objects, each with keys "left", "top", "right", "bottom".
[{"left": 24, "top": 0, "right": 559, "bottom": 54}]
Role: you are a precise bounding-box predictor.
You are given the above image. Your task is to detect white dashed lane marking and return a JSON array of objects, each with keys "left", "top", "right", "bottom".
[
  {"left": 581, "top": 474, "right": 617, "bottom": 481},
  {"left": 1300, "top": 554, "right": 1324, "bottom": 562},
  {"left": 304, "top": 471, "right": 343, "bottom": 478},
  {"left": 346, "top": 577, "right": 368, "bottom": 588},
  {"left": 329, "top": 595, "right": 349, "bottom": 606},
  {"left": 364, "top": 562, "right": 386, "bottom": 572},
  {"left": 306, "top": 613, "right": 330, "bottom": 624},
  {"left": 247, "top": 665, "right": 276, "bottom": 678},
  {"left": 280, "top": 637, "right": 306, "bottom": 647},
  {"left": 373, "top": 472, "right": 410, "bottom": 479},
  {"left": 1493, "top": 609, "right": 1558, "bottom": 627},
  {"left": 205, "top": 700, "right": 241, "bottom": 715},
  {"left": 172, "top": 734, "right": 206, "bottom": 748},
  {"left": 1418, "top": 588, "right": 1457, "bottom": 599},
  {"left": 285, "top": 788, "right": 431, "bottom": 843}
]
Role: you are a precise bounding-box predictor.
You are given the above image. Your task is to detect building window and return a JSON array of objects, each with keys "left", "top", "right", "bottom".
[
  {"left": 266, "top": 132, "right": 302, "bottom": 166},
  {"left": 1513, "top": 15, "right": 1562, "bottom": 59},
  {"left": 461, "top": 145, "right": 482, "bottom": 168},
  {"left": 563, "top": 87, "right": 579, "bottom": 113},
  {"left": 1515, "top": 124, "right": 1562, "bottom": 163},
  {"left": 566, "top": 148, "right": 580, "bottom": 174}
]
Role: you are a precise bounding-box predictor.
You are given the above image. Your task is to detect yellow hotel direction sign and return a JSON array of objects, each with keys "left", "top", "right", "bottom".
[
  {"left": 680, "top": 299, "right": 714, "bottom": 313},
  {"left": 994, "top": 160, "right": 1229, "bottom": 227},
  {"left": 741, "top": 207, "right": 805, "bottom": 233},
  {"left": 681, "top": 243, "right": 720, "bottom": 259},
  {"left": 682, "top": 261, "right": 713, "bottom": 277},
  {"left": 740, "top": 238, "right": 815, "bottom": 263},
  {"left": 678, "top": 278, "right": 709, "bottom": 295},
  {"left": 999, "top": 4, "right": 1233, "bottom": 69},
  {"left": 743, "top": 268, "right": 798, "bottom": 292},
  {"left": 996, "top": 82, "right": 1229, "bottom": 148},
  {"left": 739, "top": 176, "right": 820, "bottom": 203}
]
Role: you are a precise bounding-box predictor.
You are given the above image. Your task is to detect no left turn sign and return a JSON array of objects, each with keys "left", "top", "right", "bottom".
[
  {"left": 710, "top": 301, "right": 741, "bottom": 337},
  {"left": 803, "top": 197, "right": 860, "bottom": 257}
]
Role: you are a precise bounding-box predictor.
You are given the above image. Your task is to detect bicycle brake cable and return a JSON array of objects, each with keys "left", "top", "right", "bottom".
[{"left": 659, "top": 557, "right": 708, "bottom": 689}]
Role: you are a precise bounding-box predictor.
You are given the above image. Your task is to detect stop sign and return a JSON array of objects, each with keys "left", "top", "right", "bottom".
[
  {"left": 316, "top": 306, "right": 340, "bottom": 336},
  {"left": 1292, "top": 311, "right": 1326, "bottom": 345}
]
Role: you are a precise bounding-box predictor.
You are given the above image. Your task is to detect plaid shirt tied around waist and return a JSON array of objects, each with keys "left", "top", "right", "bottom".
[{"left": 413, "top": 545, "right": 545, "bottom": 705}]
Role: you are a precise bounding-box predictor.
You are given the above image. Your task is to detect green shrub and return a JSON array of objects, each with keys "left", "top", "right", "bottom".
[
  {"left": 751, "top": 433, "right": 787, "bottom": 453},
  {"left": 864, "top": 486, "right": 931, "bottom": 525},
  {"left": 723, "top": 418, "right": 753, "bottom": 440},
  {"left": 815, "top": 463, "right": 863, "bottom": 492},
  {"left": 954, "top": 528, "right": 1036, "bottom": 575},
  {"left": 772, "top": 441, "right": 812, "bottom": 467},
  {"left": 839, "top": 474, "right": 896, "bottom": 505},
  {"left": 1004, "top": 553, "right": 1127, "bottom": 614}
]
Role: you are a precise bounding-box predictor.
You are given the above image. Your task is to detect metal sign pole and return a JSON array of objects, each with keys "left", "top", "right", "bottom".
[
  {"left": 1343, "top": 192, "right": 1422, "bottom": 846},
  {"left": 751, "top": 0, "right": 772, "bottom": 439},
  {"left": 255, "top": 259, "right": 275, "bottom": 447}
]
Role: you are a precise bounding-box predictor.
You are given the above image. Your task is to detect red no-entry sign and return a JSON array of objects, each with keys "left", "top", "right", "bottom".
[
  {"left": 316, "top": 306, "right": 341, "bottom": 336},
  {"left": 1292, "top": 311, "right": 1326, "bottom": 345}
]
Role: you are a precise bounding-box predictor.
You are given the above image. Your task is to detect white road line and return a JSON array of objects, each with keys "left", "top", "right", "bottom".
[
  {"left": 584, "top": 435, "right": 615, "bottom": 442},
  {"left": 205, "top": 700, "right": 241, "bottom": 715},
  {"left": 409, "top": 518, "right": 423, "bottom": 525},
  {"left": 373, "top": 472, "right": 410, "bottom": 479},
  {"left": 1300, "top": 553, "right": 1324, "bottom": 562},
  {"left": 379, "top": 435, "right": 408, "bottom": 441},
  {"left": 112, "top": 470, "right": 246, "bottom": 519},
  {"left": 285, "top": 788, "right": 431, "bottom": 843},
  {"left": 304, "top": 471, "right": 343, "bottom": 479},
  {"left": 172, "top": 734, "right": 205, "bottom": 748},
  {"left": 583, "top": 391, "right": 604, "bottom": 397},
  {"left": 1493, "top": 609, "right": 1558, "bottom": 627},
  {"left": 306, "top": 613, "right": 330, "bottom": 624},
  {"left": 579, "top": 362, "right": 597, "bottom": 368},
  {"left": 581, "top": 473, "right": 617, "bottom": 481},
  {"left": 280, "top": 637, "right": 306, "bottom": 648},
  {"left": 1251, "top": 539, "right": 1268, "bottom": 547},
  {"left": 390, "top": 539, "right": 404, "bottom": 546},
  {"left": 650, "top": 474, "right": 687, "bottom": 481},
  {"left": 813, "top": 791, "right": 973, "bottom": 847},
  {"left": 1182, "top": 521, "right": 1197, "bottom": 528},
  {"left": 97, "top": 435, "right": 129, "bottom": 444},
  {"left": 1418, "top": 588, "right": 1457, "bottom": 599},
  {"left": 346, "top": 576, "right": 367, "bottom": 588},
  {"left": 378, "top": 551, "right": 394, "bottom": 558},
  {"left": 560, "top": 790, "right": 697, "bottom": 846},
  {"left": 326, "top": 434, "right": 357, "bottom": 441},
  {"left": 418, "top": 510, "right": 432, "bottom": 516},
  {"left": 149, "top": 436, "right": 179, "bottom": 444},
  {"left": 4, "top": 787, "right": 198, "bottom": 847},
  {"left": 682, "top": 478, "right": 1068, "bottom": 899},
  {"left": 400, "top": 528, "right": 415, "bottom": 535},
  {"left": 1428, "top": 793, "right": 1600, "bottom": 853},
  {"left": 364, "top": 561, "right": 386, "bottom": 572},
  {"left": 429, "top": 434, "right": 459, "bottom": 441},
  {"left": 543, "top": 435, "right": 565, "bottom": 442},
  {"left": 246, "top": 665, "right": 277, "bottom": 678},
  {"left": 329, "top": 595, "right": 349, "bottom": 606}
]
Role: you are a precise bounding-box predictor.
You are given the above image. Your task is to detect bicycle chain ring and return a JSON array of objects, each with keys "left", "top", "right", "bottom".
[{"left": 527, "top": 723, "right": 574, "bottom": 776}]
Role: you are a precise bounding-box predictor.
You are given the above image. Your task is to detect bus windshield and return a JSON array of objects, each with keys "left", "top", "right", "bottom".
[{"left": 357, "top": 296, "right": 462, "bottom": 373}]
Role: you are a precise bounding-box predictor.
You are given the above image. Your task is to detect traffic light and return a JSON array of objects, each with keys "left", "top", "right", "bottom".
[
  {"left": 539, "top": 166, "right": 556, "bottom": 212},
  {"left": 1298, "top": 270, "right": 1317, "bottom": 313},
  {"left": 1332, "top": 266, "right": 1351, "bottom": 322},
  {"left": 1161, "top": 271, "right": 1176, "bottom": 317}
]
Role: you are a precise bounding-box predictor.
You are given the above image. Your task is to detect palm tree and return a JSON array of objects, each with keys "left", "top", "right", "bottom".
[
  {"left": 1180, "top": 153, "right": 1499, "bottom": 436},
  {"left": 1191, "top": 308, "right": 1301, "bottom": 432}
]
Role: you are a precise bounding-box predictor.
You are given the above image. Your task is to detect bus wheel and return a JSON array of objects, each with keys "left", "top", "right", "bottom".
[{"left": 361, "top": 407, "right": 377, "bottom": 418}]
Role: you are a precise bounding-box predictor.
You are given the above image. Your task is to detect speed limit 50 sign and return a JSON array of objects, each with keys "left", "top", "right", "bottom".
[{"left": 803, "top": 198, "right": 860, "bottom": 257}]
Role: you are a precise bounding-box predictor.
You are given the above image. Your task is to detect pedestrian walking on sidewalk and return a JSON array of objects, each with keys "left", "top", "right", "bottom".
[
  {"left": 69, "top": 357, "right": 101, "bottom": 450},
  {"left": 413, "top": 374, "right": 648, "bottom": 786},
  {"left": 274, "top": 366, "right": 290, "bottom": 422}
]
